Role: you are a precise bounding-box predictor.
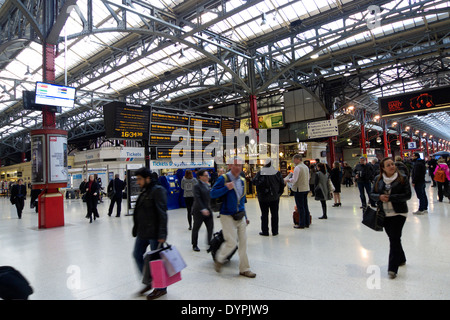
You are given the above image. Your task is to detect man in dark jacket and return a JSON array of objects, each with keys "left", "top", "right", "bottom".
[
  {"left": 10, "top": 179, "right": 26, "bottom": 219},
  {"left": 353, "top": 157, "right": 375, "bottom": 208},
  {"left": 411, "top": 153, "right": 428, "bottom": 214},
  {"left": 107, "top": 174, "right": 126, "bottom": 217},
  {"left": 252, "top": 160, "right": 285, "bottom": 236},
  {"left": 132, "top": 167, "right": 168, "bottom": 300}
]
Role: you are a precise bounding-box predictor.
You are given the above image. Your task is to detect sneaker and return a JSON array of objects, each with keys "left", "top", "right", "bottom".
[
  {"left": 413, "top": 210, "right": 425, "bottom": 215},
  {"left": 422, "top": 210, "right": 428, "bottom": 214}
]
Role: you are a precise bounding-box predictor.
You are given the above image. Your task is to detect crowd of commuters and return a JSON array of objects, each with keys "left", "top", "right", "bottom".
[{"left": 5, "top": 151, "right": 449, "bottom": 300}]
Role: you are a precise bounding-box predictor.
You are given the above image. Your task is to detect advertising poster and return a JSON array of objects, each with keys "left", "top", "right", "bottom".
[
  {"left": 240, "top": 111, "right": 284, "bottom": 132},
  {"left": 49, "top": 135, "right": 68, "bottom": 183},
  {"left": 31, "top": 135, "right": 45, "bottom": 184}
]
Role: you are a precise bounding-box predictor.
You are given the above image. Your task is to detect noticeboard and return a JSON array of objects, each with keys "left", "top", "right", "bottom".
[
  {"left": 103, "top": 102, "right": 150, "bottom": 139},
  {"left": 48, "top": 135, "right": 68, "bottom": 183}
]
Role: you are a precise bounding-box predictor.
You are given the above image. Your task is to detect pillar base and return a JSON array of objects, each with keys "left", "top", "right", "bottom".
[{"left": 38, "top": 190, "right": 64, "bottom": 229}]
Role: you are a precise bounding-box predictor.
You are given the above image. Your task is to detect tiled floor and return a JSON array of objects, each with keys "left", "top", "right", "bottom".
[{"left": 1, "top": 183, "right": 449, "bottom": 300}]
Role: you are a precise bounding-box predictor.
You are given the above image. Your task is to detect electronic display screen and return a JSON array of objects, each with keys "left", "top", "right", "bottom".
[
  {"left": 379, "top": 85, "right": 450, "bottom": 118},
  {"left": 35, "top": 82, "right": 76, "bottom": 108}
]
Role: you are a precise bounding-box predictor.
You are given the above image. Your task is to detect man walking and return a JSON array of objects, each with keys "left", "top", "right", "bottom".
[
  {"left": 411, "top": 152, "right": 428, "bottom": 214},
  {"left": 210, "top": 157, "right": 256, "bottom": 278},
  {"left": 253, "top": 159, "right": 285, "bottom": 236},
  {"left": 108, "top": 174, "right": 125, "bottom": 217},
  {"left": 132, "top": 167, "right": 168, "bottom": 300},
  {"left": 286, "top": 154, "right": 310, "bottom": 229},
  {"left": 354, "top": 156, "right": 375, "bottom": 209}
]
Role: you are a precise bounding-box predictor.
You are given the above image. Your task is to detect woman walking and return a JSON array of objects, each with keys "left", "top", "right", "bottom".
[
  {"left": 314, "top": 163, "right": 332, "bottom": 219},
  {"left": 181, "top": 170, "right": 198, "bottom": 230},
  {"left": 370, "top": 157, "right": 411, "bottom": 279},
  {"left": 433, "top": 158, "right": 450, "bottom": 202},
  {"left": 330, "top": 161, "right": 342, "bottom": 207},
  {"left": 84, "top": 174, "right": 100, "bottom": 223},
  {"left": 191, "top": 169, "right": 214, "bottom": 251}
]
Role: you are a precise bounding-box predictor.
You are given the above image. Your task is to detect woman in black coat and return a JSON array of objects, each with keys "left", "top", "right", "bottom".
[
  {"left": 84, "top": 175, "right": 100, "bottom": 223},
  {"left": 370, "top": 157, "right": 411, "bottom": 279}
]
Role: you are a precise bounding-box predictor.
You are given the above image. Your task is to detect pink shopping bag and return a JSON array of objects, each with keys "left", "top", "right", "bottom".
[{"left": 150, "top": 259, "right": 182, "bottom": 288}]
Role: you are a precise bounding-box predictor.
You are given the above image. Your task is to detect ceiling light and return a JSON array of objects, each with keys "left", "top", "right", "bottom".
[
  {"left": 311, "top": 54, "right": 319, "bottom": 59},
  {"left": 208, "top": 105, "right": 213, "bottom": 109}
]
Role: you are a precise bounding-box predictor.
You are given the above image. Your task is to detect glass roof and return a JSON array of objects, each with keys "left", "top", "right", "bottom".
[{"left": 0, "top": 0, "right": 449, "bottom": 139}]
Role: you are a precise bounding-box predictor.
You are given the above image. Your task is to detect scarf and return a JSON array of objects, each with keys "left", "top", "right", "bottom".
[{"left": 382, "top": 172, "right": 398, "bottom": 186}]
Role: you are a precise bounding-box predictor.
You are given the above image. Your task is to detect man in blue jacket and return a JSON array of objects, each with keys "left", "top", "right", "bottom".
[{"left": 210, "top": 157, "right": 256, "bottom": 278}]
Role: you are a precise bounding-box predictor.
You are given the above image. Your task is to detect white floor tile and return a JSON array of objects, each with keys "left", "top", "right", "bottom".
[{"left": 1, "top": 183, "right": 449, "bottom": 300}]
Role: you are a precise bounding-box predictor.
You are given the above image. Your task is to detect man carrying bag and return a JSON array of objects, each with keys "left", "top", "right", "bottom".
[{"left": 132, "top": 168, "right": 168, "bottom": 300}]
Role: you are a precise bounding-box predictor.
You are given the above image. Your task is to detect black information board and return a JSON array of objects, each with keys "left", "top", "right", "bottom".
[
  {"left": 126, "top": 169, "right": 141, "bottom": 215},
  {"left": 104, "top": 102, "right": 150, "bottom": 139},
  {"left": 379, "top": 85, "right": 450, "bottom": 118},
  {"left": 221, "top": 116, "right": 240, "bottom": 137}
]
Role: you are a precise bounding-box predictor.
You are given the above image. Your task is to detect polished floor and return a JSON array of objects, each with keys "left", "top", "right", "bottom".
[{"left": 1, "top": 182, "right": 449, "bottom": 300}]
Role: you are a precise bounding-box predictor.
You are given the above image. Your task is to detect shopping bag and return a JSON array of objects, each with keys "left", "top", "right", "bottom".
[
  {"left": 150, "top": 260, "right": 182, "bottom": 289},
  {"left": 141, "top": 244, "right": 172, "bottom": 286},
  {"left": 362, "top": 205, "right": 385, "bottom": 232},
  {"left": 159, "top": 245, "right": 187, "bottom": 277}
]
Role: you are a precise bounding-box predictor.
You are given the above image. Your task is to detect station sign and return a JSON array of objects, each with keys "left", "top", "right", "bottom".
[{"left": 307, "top": 119, "right": 339, "bottom": 139}]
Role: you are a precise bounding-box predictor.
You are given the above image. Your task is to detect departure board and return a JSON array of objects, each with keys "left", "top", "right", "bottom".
[
  {"left": 103, "top": 102, "right": 150, "bottom": 140},
  {"left": 221, "top": 117, "right": 240, "bottom": 137},
  {"left": 149, "top": 107, "right": 221, "bottom": 146}
]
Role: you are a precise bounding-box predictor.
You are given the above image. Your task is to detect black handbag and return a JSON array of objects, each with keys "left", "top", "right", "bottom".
[{"left": 362, "top": 204, "right": 385, "bottom": 232}]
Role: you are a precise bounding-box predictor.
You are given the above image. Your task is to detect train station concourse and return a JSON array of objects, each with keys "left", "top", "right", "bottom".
[{"left": 1, "top": 0, "right": 450, "bottom": 302}]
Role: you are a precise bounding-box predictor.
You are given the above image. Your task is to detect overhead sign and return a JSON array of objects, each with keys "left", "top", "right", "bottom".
[
  {"left": 307, "top": 119, "right": 338, "bottom": 139},
  {"left": 407, "top": 142, "right": 417, "bottom": 149},
  {"left": 379, "top": 85, "right": 450, "bottom": 118},
  {"left": 240, "top": 111, "right": 284, "bottom": 132}
]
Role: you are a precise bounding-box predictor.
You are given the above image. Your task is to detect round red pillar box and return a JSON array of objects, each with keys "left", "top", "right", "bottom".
[{"left": 31, "top": 129, "right": 68, "bottom": 229}]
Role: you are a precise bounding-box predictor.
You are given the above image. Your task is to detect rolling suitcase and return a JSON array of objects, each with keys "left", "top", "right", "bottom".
[
  {"left": 293, "top": 207, "right": 312, "bottom": 225},
  {"left": 207, "top": 230, "right": 237, "bottom": 262}
]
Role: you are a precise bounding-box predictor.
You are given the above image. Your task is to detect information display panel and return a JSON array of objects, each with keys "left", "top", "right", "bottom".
[
  {"left": 379, "top": 85, "right": 450, "bottom": 118},
  {"left": 103, "top": 102, "right": 150, "bottom": 140}
]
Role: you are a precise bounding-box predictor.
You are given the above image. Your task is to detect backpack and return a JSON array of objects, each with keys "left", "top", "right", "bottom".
[{"left": 434, "top": 165, "right": 447, "bottom": 183}]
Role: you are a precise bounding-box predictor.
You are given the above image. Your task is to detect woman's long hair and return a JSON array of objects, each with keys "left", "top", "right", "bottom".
[
  {"left": 374, "top": 157, "right": 404, "bottom": 192},
  {"left": 185, "top": 169, "right": 193, "bottom": 179}
]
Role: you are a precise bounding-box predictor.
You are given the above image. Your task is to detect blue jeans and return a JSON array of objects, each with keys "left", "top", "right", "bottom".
[
  {"left": 414, "top": 182, "right": 428, "bottom": 211},
  {"left": 294, "top": 191, "right": 310, "bottom": 227},
  {"left": 133, "top": 237, "right": 159, "bottom": 275},
  {"left": 357, "top": 181, "right": 375, "bottom": 207}
]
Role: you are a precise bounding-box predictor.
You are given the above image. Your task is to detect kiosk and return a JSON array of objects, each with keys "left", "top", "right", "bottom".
[{"left": 31, "top": 129, "right": 68, "bottom": 228}]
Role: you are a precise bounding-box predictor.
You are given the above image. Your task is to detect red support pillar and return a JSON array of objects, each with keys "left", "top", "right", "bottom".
[
  {"left": 383, "top": 121, "right": 389, "bottom": 158},
  {"left": 425, "top": 138, "right": 429, "bottom": 157},
  {"left": 31, "top": 42, "right": 66, "bottom": 229},
  {"left": 327, "top": 114, "right": 335, "bottom": 164},
  {"left": 361, "top": 110, "right": 367, "bottom": 157},
  {"left": 399, "top": 125, "right": 404, "bottom": 159},
  {"left": 250, "top": 95, "right": 258, "bottom": 131},
  {"left": 43, "top": 43, "right": 57, "bottom": 129}
]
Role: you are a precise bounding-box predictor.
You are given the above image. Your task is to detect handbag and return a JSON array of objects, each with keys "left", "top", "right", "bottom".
[
  {"left": 150, "top": 260, "right": 182, "bottom": 289},
  {"left": 159, "top": 244, "right": 187, "bottom": 277},
  {"left": 327, "top": 177, "right": 335, "bottom": 193},
  {"left": 362, "top": 204, "right": 385, "bottom": 231}
]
